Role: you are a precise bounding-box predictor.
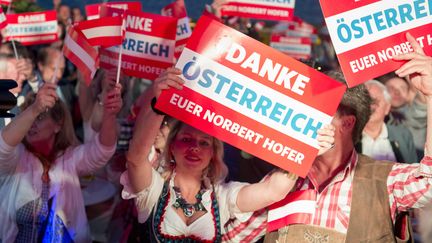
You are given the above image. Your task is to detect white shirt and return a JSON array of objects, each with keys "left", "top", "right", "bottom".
[
  {"left": 0, "top": 133, "right": 116, "bottom": 243},
  {"left": 121, "top": 169, "right": 261, "bottom": 241},
  {"left": 362, "top": 124, "right": 396, "bottom": 161}
]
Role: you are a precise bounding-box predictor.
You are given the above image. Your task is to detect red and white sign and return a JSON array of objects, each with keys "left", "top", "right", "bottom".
[
  {"left": 5, "top": 10, "right": 58, "bottom": 46},
  {"left": 63, "top": 27, "right": 99, "bottom": 86},
  {"left": 267, "top": 190, "right": 316, "bottom": 232},
  {"left": 161, "top": 0, "right": 192, "bottom": 59},
  {"left": 100, "top": 8, "right": 177, "bottom": 80},
  {"left": 156, "top": 15, "right": 346, "bottom": 177},
  {"left": 76, "top": 16, "right": 123, "bottom": 47},
  {"left": 319, "top": 0, "right": 432, "bottom": 87},
  {"left": 0, "top": 0, "right": 11, "bottom": 6},
  {"left": 0, "top": 8, "right": 7, "bottom": 30},
  {"left": 85, "top": 1, "right": 142, "bottom": 20},
  {"left": 270, "top": 35, "right": 312, "bottom": 60},
  {"left": 221, "top": 0, "right": 296, "bottom": 21}
]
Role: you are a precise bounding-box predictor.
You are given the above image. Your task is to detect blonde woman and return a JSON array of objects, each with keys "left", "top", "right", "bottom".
[{"left": 121, "top": 68, "right": 335, "bottom": 242}]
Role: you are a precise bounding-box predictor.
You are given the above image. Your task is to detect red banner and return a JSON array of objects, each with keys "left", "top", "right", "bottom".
[
  {"left": 319, "top": 0, "right": 432, "bottom": 87},
  {"left": 99, "top": 7, "right": 177, "bottom": 80},
  {"left": 156, "top": 15, "right": 346, "bottom": 177},
  {"left": 5, "top": 11, "right": 58, "bottom": 46},
  {"left": 85, "top": 1, "right": 142, "bottom": 20},
  {"left": 161, "top": 0, "right": 192, "bottom": 59},
  {"left": 221, "top": 0, "right": 296, "bottom": 21}
]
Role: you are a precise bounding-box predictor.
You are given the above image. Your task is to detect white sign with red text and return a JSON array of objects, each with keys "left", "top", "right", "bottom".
[
  {"left": 99, "top": 7, "right": 177, "bottom": 80},
  {"left": 221, "top": 0, "right": 296, "bottom": 21},
  {"left": 5, "top": 11, "right": 58, "bottom": 46},
  {"left": 319, "top": 0, "right": 432, "bottom": 87},
  {"left": 156, "top": 15, "right": 346, "bottom": 177}
]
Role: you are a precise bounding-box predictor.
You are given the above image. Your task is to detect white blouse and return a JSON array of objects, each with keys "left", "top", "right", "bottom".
[{"left": 121, "top": 169, "right": 257, "bottom": 241}]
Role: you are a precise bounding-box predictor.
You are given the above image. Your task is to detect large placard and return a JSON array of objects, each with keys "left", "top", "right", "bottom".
[
  {"left": 156, "top": 15, "right": 346, "bottom": 177},
  {"left": 319, "top": 0, "right": 432, "bottom": 87}
]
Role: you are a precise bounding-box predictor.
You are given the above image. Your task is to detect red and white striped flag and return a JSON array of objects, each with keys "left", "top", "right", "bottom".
[
  {"left": 267, "top": 189, "right": 316, "bottom": 232},
  {"left": 63, "top": 27, "right": 99, "bottom": 86},
  {"left": 0, "top": 8, "right": 7, "bottom": 29},
  {"left": 76, "top": 16, "right": 123, "bottom": 47},
  {"left": 0, "top": 0, "right": 11, "bottom": 6}
]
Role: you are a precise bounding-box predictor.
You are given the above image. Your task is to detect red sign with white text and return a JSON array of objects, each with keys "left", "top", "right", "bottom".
[
  {"left": 85, "top": 1, "right": 142, "bottom": 20},
  {"left": 156, "top": 15, "right": 346, "bottom": 177},
  {"left": 5, "top": 11, "right": 58, "bottom": 46},
  {"left": 319, "top": 0, "right": 432, "bottom": 87},
  {"left": 270, "top": 35, "right": 312, "bottom": 60},
  {"left": 99, "top": 7, "right": 177, "bottom": 80},
  {"left": 161, "top": 0, "right": 192, "bottom": 59},
  {"left": 221, "top": 0, "right": 296, "bottom": 21}
]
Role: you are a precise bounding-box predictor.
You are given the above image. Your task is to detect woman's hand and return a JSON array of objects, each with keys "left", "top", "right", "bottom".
[
  {"left": 317, "top": 124, "right": 335, "bottom": 156},
  {"left": 103, "top": 83, "right": 123, "bottom": 117},
  {"left": 394, "top": 32, "right": 432, "bottom": 99},
  {"left": 153, "top": 67, "right": 184, "bottom": 98},
  {"left": 31, "top": 82, "right": 58, "bottom": 115},
  {"left": 267, "top": 170, "right": 298, "bottom": 200}
]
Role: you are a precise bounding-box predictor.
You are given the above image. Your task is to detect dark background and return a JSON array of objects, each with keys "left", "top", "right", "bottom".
[{"left": 37, "top": 0, "right": 324, "bottom": 25}]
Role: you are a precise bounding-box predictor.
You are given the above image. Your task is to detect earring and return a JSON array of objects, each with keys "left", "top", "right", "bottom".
[{"left": 170, "top": 158, "right": 176, "bottom": 165}]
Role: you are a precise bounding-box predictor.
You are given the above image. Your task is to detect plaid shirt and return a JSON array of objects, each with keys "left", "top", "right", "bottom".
[{"left": 295, "top": 151, "right": 432, "bottom": 234}]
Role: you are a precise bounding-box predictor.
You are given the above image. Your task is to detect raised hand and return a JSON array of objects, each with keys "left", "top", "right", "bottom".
[
  {"left": 31, "top": 83, "right": 58, "bottom": 115},
  {"left": 317, "top": 124, "right": 336, "bottom": 156},
  {"left": 103, "top": 83, "right": 123, "bottom": 117},
  {"left": 394, "top": 32, "right": 432, "bottom": 98},
  {"left": 153, "top": 67, "right": 184, "bottom": 98}
]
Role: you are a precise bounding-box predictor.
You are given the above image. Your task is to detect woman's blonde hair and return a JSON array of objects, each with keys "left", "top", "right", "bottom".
[
  {"left": 21, "top": 92, "right": 79, "bottom": 156},
  {"left": 162, "top": 120, "right": 228, "bottom": 184}
]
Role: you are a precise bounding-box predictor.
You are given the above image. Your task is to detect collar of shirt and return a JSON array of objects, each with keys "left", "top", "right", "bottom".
[
  {"left": 363, "top": 123, "right": 388, "bottom": 141},
  {"left": 298, "top": 150, "right": 358, "bottom": 191}
]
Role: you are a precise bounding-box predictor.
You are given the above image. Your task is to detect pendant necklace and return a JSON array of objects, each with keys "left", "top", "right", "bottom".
[{"left": 172, "top": 185, "right": 207, "bottom": 218}]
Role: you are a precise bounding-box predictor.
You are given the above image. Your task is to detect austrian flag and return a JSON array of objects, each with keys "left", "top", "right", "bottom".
[
  {"left": 0, "top": 8, "right": 7, "bottom": 29},
  {"left": 267, "top": 189, "right": 316, "bottom": 232},
  {"left": 63, "top": 27, "right": 99, "bottom": 85},
  {"left": 76, "top": 16, "right": 123, "bottom": 47},
  {"left": 0, "top": 0, "right": 11, "bottom": 6}
]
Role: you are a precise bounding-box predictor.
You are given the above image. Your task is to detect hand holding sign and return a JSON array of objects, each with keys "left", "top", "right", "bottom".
[
  {"left": 394, "top": 33, "right": 432, "bottom": 98},
  {"left": 153, "top": 67, "right": 184, "bottom": 98},
  {"left": 316, "top": 124, "right": 335, "bottom": 156}
]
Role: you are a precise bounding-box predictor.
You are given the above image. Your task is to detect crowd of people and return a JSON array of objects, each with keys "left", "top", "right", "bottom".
[{"left": 0, "top": 1, "right": 432, "bottom": 243}]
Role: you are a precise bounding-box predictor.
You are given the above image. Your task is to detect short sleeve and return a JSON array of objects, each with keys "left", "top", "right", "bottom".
[
  {"left": 120, "top": 168, "right": 165, "bottom": 223},
  {"left": 216, "top": 181, "right": 253, "bottom": 222}
]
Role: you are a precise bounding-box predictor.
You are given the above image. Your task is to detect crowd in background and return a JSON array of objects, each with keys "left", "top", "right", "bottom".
[{"left": 0, "top": 0, "right": 431, "bottom": 242}]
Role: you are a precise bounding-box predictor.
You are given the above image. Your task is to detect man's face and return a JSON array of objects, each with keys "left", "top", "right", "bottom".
[
  {"left": 366, "top": 84, "right": 391, "bottom": 124},
  {"left": 38, "top": 50, "right": 65, "bottom": 83},
  {"left": 385, "top": 77, "right": 410, "bottom": 108},
  {"left": 58, "top": 6, "right": 71, "bottom": 22}
]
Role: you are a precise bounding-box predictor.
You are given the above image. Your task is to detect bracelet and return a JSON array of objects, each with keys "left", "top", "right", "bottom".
[{"left": 151, "top": 97, "right": 166, "bottom": 116}]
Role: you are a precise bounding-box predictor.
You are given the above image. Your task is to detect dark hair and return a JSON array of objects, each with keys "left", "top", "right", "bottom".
[
  {"left": 37, "top": 46, "right": 61, "bottom": 66},
  {"left": 0, "top": 41, "right": 33, "bottom": 60},
  {"left": 325, "top": 71, "right": 372, "bottom": 144}
]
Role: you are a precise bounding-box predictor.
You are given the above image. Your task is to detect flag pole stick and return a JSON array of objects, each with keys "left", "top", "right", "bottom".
[
  {"left": 6, "top": 3, "right": 19, "bottom": 60},
  {"left": 116, "top": 19, "right": 125, "bottom": 84}
]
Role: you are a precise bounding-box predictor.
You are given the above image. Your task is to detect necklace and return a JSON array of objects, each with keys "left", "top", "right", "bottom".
[{"left": 172, "top": 186, "right": 207, "bottom": 218}]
